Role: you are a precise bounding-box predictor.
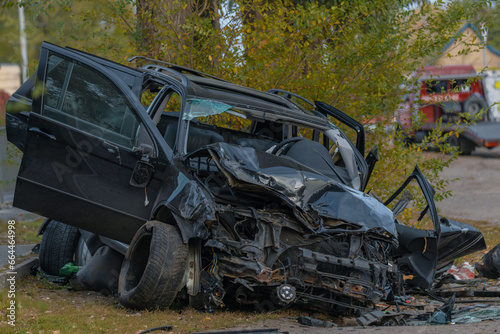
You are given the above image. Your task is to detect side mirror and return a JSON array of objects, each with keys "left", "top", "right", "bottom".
[
  {"left": 130, "top": 157, "right": 155, "bottom": 188},
  {"left": 133, "top": 144, "right": 154, "bottom": 156}
]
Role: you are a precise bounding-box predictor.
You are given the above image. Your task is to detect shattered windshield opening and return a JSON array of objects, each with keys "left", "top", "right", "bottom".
[
  {"left": 181, "top": 98, "right": 253, "bottom": 154},
  {"left": 183, "top": 98, "right": 233, "bottom": 121},
  {"left": 180, "top": 97, "right": 363, "bottom": 191}
]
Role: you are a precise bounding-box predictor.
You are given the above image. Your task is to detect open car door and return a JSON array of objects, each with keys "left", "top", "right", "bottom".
[{"left": 13, "top": 42, "right": 164, "bottom": 243}]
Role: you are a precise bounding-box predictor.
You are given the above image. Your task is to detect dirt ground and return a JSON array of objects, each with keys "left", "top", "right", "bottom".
[{"left": 436, "top": 146, "right": 500, "bottom": 224}]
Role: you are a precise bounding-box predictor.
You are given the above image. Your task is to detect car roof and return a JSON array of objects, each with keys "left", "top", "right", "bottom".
[{"left": 139, "top": 64, "right": 333, "bottom": 129}]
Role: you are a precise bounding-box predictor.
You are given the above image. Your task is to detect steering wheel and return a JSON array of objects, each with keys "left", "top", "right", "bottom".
[{"left": 271, "top": 137, "right": 308, "bottom": 155}]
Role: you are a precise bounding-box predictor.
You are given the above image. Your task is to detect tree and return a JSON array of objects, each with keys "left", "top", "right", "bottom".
[{"left": 0, "top": 1, "right": 136, "bottom": 70}]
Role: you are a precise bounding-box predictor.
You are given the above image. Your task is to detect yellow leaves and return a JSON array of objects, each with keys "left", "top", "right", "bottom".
[{"left": 208, "top": 55, "right": 212, "bottom": 61}]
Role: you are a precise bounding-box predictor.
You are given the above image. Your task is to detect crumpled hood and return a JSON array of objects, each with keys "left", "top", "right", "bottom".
[{"left": 207, "top": 143, "right": 396, "bottom": 237}]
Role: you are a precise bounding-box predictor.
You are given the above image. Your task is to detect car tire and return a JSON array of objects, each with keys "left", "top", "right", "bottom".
[
  {"left": 463, "top": 96, "right": 487, "bottom": 119},
  {"left": 39, "top": 220, "right": 81, "bottom": 276},
  {"left": 118, "top": 221, "right": 188, "bottom": 310},
  {"left": 448, "top": 134, "right": 475, "bottom": 156}
]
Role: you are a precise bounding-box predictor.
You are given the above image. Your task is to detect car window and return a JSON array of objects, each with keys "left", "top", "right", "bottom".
[
  {"left": 42, "top": 53, "right": 142, "bottom": 149},
  {"left": 184, "top": 98, "right": 252, "bottom": 132},
  {"left": 450, "top": 79, "right": 470, "bottom": 92},
  {"left": 425, "top": 80, "right": 448, "bottom": 94},
  {"left": 161, "top": 90, "right": 181, "bottom": 113},
  {"left": 141, "top": 83, "right": 182, "bottom": 113}
]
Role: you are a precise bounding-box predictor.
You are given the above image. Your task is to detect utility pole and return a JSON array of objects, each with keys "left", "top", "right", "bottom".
[
  {"left": 481, "top": 22, "right": 488, "bottom": 70},
  {"left": 18, "top": 0, "right": 28, "bottom": 82}
]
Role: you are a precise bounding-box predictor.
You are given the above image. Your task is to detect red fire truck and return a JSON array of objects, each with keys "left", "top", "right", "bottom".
[{"left": 398, "top": 65, "right": 500, "bottom": 155}]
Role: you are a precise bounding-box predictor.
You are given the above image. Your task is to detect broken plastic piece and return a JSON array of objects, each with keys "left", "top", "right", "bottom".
[
  {"left": 426, "top": 310, "right": 447, "bottom": 325},
  {"left": 427, "top": 294, "right": 455, "bottom": 325},
  {"left": 58, "top": 262, "right": 79, "bottom": 277},
  {"left": 357, "top": 310, "right": 410, "bottom": 326},
  {"left": 448, "top": 262, "right": 475, "bottom": 280},
  {"left": 297, "top": 316, "right": 337, "bottom": 328},
  {"left": 70, "top": 246, "right": 124, "bottom": 295}
]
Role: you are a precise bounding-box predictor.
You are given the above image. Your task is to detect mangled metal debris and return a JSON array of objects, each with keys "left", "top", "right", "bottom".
[
  {"left": 475, "top": 243, "right": 500, "bottom": 279},
  {"left": 357, "top": 310, "right": 411, "bottom": 326},
  {"left": 426, "top": 294, "right": 455, "bottom": 325},
  {"left": 297, "top": 316, "right": 337, "bottom": 328},
  {"left": 5, "top": 42, "right": 487, "bottom": 316}
]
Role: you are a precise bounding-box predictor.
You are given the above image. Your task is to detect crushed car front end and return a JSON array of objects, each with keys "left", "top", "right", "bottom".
[{"left": 183, "top": 140, "right": 402, "bottom": 313}]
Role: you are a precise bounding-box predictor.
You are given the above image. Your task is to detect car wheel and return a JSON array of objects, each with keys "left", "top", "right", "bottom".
[
  {"left": 463, "top": 96, "right": 487, "bottom": 119},
  {"left": 39, "top": 220, "right": 81, "bottom": 276},
  {"left": 118, "top": 221, "right": 188, "bottom": 310},
  {"left": 447, "top": 134, "right": 475, "bottom": 156}
]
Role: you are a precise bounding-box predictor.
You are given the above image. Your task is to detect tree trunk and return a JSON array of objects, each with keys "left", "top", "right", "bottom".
[{"left": 136, "top": 0, "right": 220, "bottom": 64}]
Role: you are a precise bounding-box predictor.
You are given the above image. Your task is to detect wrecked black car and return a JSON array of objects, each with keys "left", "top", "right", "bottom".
[{"left": 6, "top": 42, "right": 486, "bottom": 313}]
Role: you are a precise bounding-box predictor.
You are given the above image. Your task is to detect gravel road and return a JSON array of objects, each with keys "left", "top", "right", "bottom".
[{"left": 436, "top": 146, "right": 500, "bottom": 224}]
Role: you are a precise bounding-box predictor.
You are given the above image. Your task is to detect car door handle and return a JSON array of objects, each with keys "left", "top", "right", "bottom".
[
  {"left": 29, "top": 127, "right": 56, "bottom": 141},
  {"left": 102, "top": 141, "right": 122, "bottom": 164}
]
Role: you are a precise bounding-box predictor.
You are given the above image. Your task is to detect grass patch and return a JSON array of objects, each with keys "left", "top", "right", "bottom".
[
  {"left": 0, "top": 218, "right": 44, "bottom": 245},
  {"left": 0, "top": 275, "right": 296, "bottom": 334}
]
